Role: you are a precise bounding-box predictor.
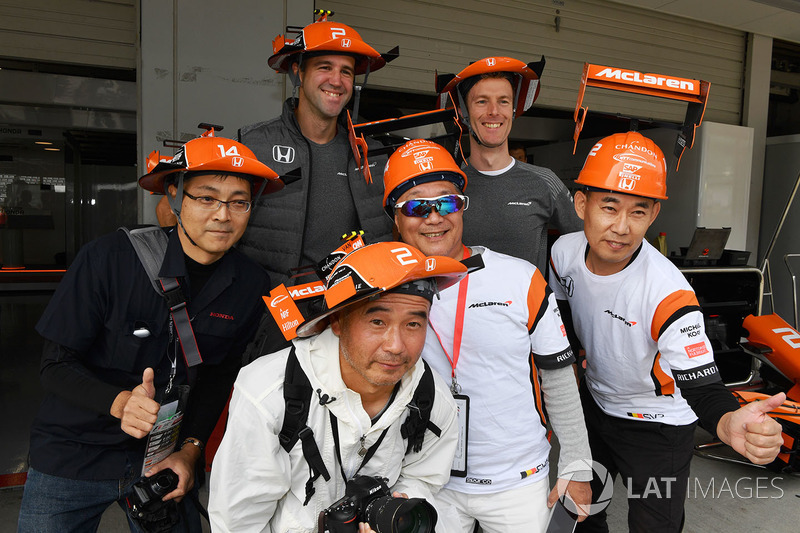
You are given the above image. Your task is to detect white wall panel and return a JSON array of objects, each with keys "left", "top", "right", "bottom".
[{"left": 0, "top": 0, "right": 136, "bottom": 68}]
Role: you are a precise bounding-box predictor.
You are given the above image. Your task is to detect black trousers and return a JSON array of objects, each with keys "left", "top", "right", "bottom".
[{"left": 576, "top": 381, "right": 696, "bottom": 533}]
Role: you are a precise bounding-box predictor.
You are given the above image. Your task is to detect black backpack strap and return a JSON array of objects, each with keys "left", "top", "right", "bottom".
[
  {"left": 119, "top": 226, "right": 203, "bottom": 367},
  {"left": 401, "top": 359, "right": 441, "bottom": 455},
  {"left": 279, "top": 347, "right": 330, "bottom": 505}
]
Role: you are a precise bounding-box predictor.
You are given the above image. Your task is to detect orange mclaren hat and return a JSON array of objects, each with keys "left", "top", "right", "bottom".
[
  {"left": 382, "top": 139, "right": 467, "bottom": 214},
  {"left": 295, "top": 241, "right": 468, "bottom": 337},
  {"left": 437, "top": 56, "right": 546, "bottom": 118},
  {"left": 269, "top": 21, "right": 387, "bottom": 76},
  {"left": 139, "top": 130, "right": 284, "bottom": 197},
  {"left": 576, "top": 131, "right": 668, "bottom": 200}
]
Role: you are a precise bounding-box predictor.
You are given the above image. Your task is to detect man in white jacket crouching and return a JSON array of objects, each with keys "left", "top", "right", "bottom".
[{"left": 209, "top": 241, "right": 469, "bottom": 533}]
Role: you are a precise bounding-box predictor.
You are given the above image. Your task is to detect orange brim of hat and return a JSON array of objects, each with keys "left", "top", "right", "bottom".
[
  {"left": 138, "top": 156, "right": 283, "bottom": 196},
  {"left": 295, "top": 254, "right": 468, "bottom": 338}
]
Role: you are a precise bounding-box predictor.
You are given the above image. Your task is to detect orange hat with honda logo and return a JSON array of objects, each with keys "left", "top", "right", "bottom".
[
  {"left": 437, "top": 56, "right": 546, "bottom": 118},
  {"left": 576, "top": 131, "right": 668, "bottom": 200},
  {"left": 269, "top": 20, "right": 387, "bottom": 76},
  {"left": 382, "top": 139, "right": 467, "bottom": 214},
  {"left": 139, "top": 129, "right": 284, "bottom": 197},
  {"left": 295, "top": 241, "right": 468, "bottom": 337}
]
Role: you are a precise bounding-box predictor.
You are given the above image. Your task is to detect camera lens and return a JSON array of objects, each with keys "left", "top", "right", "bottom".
[
  {"left": 364, "top": 496, "right": 437, "bottom": 533},
  {"left": 149, "top": 470, "right": 179, "bottom": 497}
]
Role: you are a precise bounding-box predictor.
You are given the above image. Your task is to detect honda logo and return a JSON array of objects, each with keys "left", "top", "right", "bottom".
[
  {"left": 273, "top": 145, "right": 295, "bottom": 164},
  {"left": 425, "top": 258, "right": 436, "bottom": 271},
  {"left": 486, "top": 58, "right": 496, "bottom": 67},
  {"left": 341, "top": 38, "right": 352, "bottom": 48},
  {"left": 418, "top": 160, "right": 433, "bottom": 172},
  {"left": 618, "top": 178, "right": 636, "bottom": 191},
  {"left": 231, "top": 157, "right": 244, "bottom": 167}
]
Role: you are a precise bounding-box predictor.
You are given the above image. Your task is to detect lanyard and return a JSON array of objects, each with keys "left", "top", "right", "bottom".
[
  {"left": 166, "top": 316, "right": 178, "bottom": 395},
  {"left": 330, "top": 413, "right": 389, "bottom": 481},
  {"left": 430, "top": 246, "right": 470, "bottom": 395}
]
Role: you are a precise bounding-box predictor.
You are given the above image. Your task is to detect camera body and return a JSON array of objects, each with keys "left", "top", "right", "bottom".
[
  {"left": 323, "top": 475, "right": 437, "bottom": 533},
  {"left": 126, "top": 469, "right": 180, "bottom": 533},
  {"left": 130, "top": 468, "right": 179, "bottom": 512}
]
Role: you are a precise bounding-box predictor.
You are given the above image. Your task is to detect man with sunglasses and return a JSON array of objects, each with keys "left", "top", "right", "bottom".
[
  {"left": 437, "top": 56, "right": 581, "bottom": 270},
  {"left": 19, "top": 133, "right": 280, "bottom": 532},
  {"left": 382, "top": 139, "right": 592, "bottom": 533}
]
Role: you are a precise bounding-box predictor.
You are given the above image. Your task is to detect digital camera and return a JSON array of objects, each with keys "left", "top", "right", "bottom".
[
  {"left": 126, "top": 468, "right": 180, "bottom": 533},
  {"left": 323, "top": 475, "right": 437, "bottom": 533}
]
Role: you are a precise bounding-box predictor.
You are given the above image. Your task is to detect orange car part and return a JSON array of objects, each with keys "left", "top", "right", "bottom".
[
  {"left": 573, "top": 63, "right": 710, "bottom": 169},
  {"left": 347, "top": 91, "right": 462, "bottom": 184},
  {"left": 743, "top": 313, "right": 800, "bottom": 401}
]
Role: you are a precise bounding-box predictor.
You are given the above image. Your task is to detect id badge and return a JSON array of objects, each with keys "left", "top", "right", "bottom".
[
  {"left": 451, "top": 394, "right": 469, "bottom": 477},
  {"left": 141, "top": 384, "right": 189, "bottom": 475}
]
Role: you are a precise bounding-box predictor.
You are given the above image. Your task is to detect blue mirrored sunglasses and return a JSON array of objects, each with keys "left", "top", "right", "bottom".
[{"left": 395, "top": 194, "right": 469, "bottom": 218}]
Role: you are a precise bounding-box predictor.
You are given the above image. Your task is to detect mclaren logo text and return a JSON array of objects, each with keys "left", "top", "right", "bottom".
[
  {"left": 468, "top": 301, "right": 512, "bottom": 308},
  {"left": 592, "top": 67, "right": 697, "bottom": 93},
  {"left": 604, "top": 309, "right": 636, "bottom": 327},
  {"left": 290, "top": 285, "right": 325, "bottom": 298}
]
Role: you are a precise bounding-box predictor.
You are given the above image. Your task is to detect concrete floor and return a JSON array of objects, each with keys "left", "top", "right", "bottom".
[{"left": 0, "top": 426, "right": 797, "bottom": 533}]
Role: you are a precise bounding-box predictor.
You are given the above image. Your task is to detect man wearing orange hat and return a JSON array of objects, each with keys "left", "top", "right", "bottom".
[
  {"left": 437, "top": 56, "right": 581, "bottom": 271},
  {"left": 549, "top": 132, "right": 786, "bottom": 533},
  {"left": 237, "top": 15, "right": 397, "bottom": 287},
  {"left": 209, "top": 242, "right": 466, "bottom": 533},
  {"left": 382, "top": 139, "right": 592, "bottom": 533},
  {"left": 18, "top": 132, "right": 281, "bottom": 532}
]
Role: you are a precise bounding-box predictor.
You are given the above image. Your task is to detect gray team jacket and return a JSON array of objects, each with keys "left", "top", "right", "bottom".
[{"left": 238, "top": 99, "right": 393, "bottom": 285}]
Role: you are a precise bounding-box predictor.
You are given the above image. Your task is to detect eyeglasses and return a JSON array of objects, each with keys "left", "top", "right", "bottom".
[
  {"left": 183, "top": 191, "right": 251, "bottom": 214},
  {"left": 394, "top": 194, "right": 469, "bottom": 218}
]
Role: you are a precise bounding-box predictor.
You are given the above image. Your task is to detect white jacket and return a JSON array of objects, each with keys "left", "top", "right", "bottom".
[{"left": 209, "top": 328, "right": 459, "bottom": 533}]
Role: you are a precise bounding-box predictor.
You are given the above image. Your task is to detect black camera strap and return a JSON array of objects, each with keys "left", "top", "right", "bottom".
[
  {"left": 279, "top": 347, "right": 331, "bottom": 505},
  {"left": 279, "top": 348, "right": 441, "bottom": 506},
  {"left": 120, "top": 226, "right": 203, "bottom": 368},
  {"left": 330, "top": 413, "right": 390, "bottom": 482}
]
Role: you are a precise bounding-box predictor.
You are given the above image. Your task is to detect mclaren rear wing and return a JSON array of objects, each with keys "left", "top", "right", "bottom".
[
  {"left": 348, "top": 91, "right": 463, "bottom": 184},
  {"left": 573, "top": 63, "right": 710, "bottom": 168}
]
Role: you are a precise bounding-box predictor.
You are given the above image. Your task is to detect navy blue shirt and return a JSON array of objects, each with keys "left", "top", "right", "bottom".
[{"left": 31, "top": 227, "right": 270, "bottom": 480}]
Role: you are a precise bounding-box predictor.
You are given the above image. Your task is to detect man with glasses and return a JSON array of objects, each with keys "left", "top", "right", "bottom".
[
  {"left": 381, "top": 139, "right": 592, "bottom": 533},
  {"left": 19, "top": 132, "right": 280, "bottom": 532}
]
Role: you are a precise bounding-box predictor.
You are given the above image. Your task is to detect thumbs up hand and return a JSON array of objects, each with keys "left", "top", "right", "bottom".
[
  {"left": 110, "top": 368, "right": 161, "bottom": 439},
  {"left": 717, "top": 392, "right": 786, "bottom": 465}
]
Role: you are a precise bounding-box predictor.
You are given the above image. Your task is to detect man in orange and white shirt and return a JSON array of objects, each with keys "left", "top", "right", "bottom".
[{"left": 549, "top": 131, "right": 786, "bottom": 533}]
